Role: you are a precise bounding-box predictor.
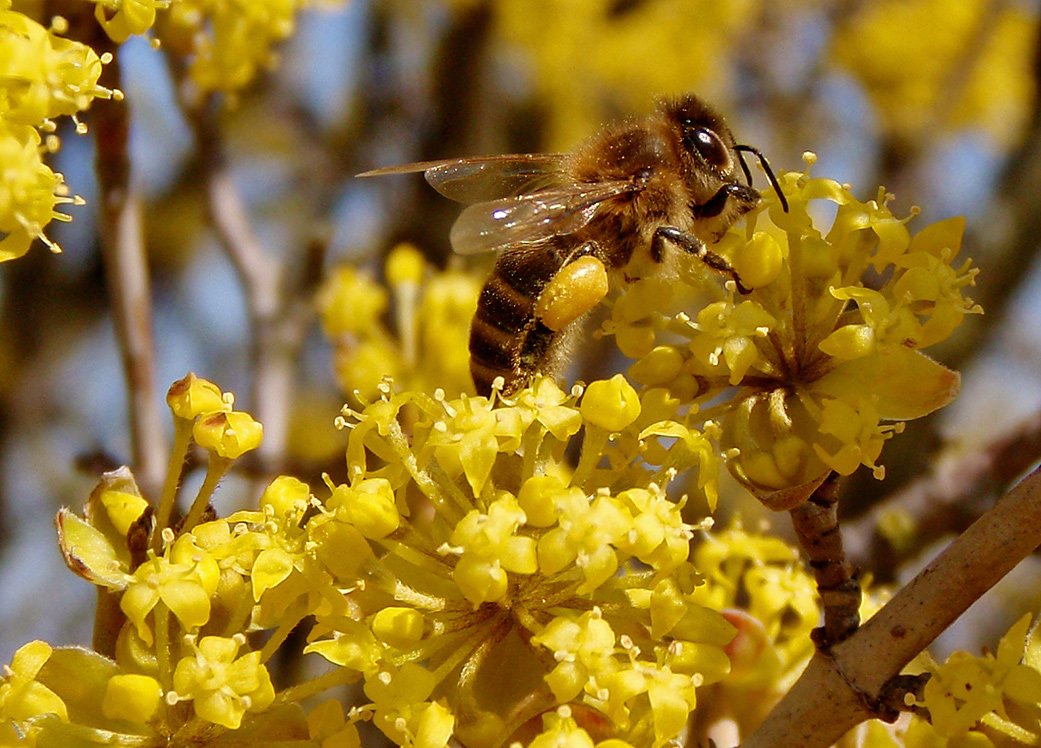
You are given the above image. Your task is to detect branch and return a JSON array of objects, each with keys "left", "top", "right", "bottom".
[
  {"left": 789, "top": 473, "right": 861, "bottom": 646},
  {"left": 177, "top": 91, "right": 319, "bottom": 477},
  {"left": 743, "top": 464, "right": 1041, "bottom": 748},
  {"left": 89, "top": 31, "right": 165, "bottom": 501}
]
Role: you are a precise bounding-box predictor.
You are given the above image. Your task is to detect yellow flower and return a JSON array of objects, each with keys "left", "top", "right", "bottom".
[
  {"left": 0, "top": 9, "right": 111, "bottom": 124},
  {"left": 363, "top": 663, "right": 455, "bottom": 748},
  {"left": 921, "top": 614, "right": 1041, "bottom": 742},
  {"left": 448, "top": 495, "right": 537, "bottom": 605},
  {"left": 0, "top": 641, "right": 68, "bottom": 725},
  {"left": 120, "top": 534, "right": 220, "bottom": 644},
  {"left": 533, "top": 609, "right": 619, "bottom": 702},
  {"left": 93, "top": 0, "right": 169, "bottom": 42},
  {"left": 166, "top": 373, "right": 228, "bottom": 420},
  {"left": 192, "top": 410, "right": 263, "bottom": 459},
  {"left": 172, "top": 635, "right": 275, "bottom": 729}
]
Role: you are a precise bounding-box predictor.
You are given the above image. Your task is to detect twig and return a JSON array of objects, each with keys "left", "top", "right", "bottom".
[
  {"left": 742, "top": 464, "right": 1041, "bottom": 747},
  {"left": 89, "top": 30, "right": 166, "bottom": 501},
  {"left": 789, "top": 472, "right": 860, "bottom": 647},
  {"left": 174, "top": 88, "right": 319, "bottom": 478}
]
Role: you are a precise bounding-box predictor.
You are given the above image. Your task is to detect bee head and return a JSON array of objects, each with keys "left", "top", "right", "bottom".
[
  {"left": 662, "top": 95, "right": 740, "bottom": 182},
  {"left": 661, "top": 95, "right": 789, "bottom": 215}
]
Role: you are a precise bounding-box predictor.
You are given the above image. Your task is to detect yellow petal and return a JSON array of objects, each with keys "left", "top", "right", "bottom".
[
  {"left": 872, "top": 347, "right": 960, "bottom": 419},
  {"left": 55, "top": 509, "right": 129, "bottom": 588}
]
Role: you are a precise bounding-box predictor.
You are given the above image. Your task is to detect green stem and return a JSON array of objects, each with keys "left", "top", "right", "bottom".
[
  {"left": 259, "top": 607, "right": 308, "bottom": 664},
  {"left": 454, "top": 616, "right": 512, "bottom": 719},
  {"left": 429, "top": 623, "right": 494, "bottom": 688},
  {"left": 519, "top": 425, "right": 545, "bottom": 484},
  {"left": 272, "top": 666, "right": 359, "bottom": 706},
  {"left": 155, "top": 601, "right": 172, "bottom": 688},
  {"left": 571, "top": 425, "right": 610, "bottom": 488},
  {"left": 152, "top": 418, "right": 194, "bottom": 552},
  {"left": 385, "top": 418, "right": 471, "bottom": 522},
  {"left": 222, "top": 582, "right": 256, "bottom": 640},
  {"left": 181, "top": 457, "right": 231, "bottom": 532}
]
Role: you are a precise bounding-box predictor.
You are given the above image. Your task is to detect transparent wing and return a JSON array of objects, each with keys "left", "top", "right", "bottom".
[
  {"left": 358, "top": 153, "right": 568, "bottom": 204},
  {"left": 450, "top": 181, "right": 637, "bottom": 255}
]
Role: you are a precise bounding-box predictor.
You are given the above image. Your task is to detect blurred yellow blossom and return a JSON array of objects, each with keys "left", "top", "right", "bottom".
[
  {"left": 158, "top": 0, "right": 335, "bottom": 94},
  {"left": 319, "top": 246, "right": 480, "bottom": 401},
  {"left": 494, "top": 0, "right": 761, "bottom": 147},
  {"left": 91, "top": 0, "right": 170, "bottom": 42},
  {"left": 831, "top": 0, "right": 1037, "bottom": 144}
]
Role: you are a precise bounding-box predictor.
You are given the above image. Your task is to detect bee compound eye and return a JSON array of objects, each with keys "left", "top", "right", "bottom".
[{"left": 687, "top": 127, "right": 731, "bottom": 171}]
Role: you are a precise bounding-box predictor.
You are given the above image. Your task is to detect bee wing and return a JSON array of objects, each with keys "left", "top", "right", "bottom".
[
  {"left": 450, "top": 180, "right": 637, "bottom": 255},
  {"left": 358, "top": 154, "right": 568, "bottom": 203}
]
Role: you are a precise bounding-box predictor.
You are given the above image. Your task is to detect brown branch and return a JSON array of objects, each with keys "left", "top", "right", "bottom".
[
  {"left": 87, "top": 29, "right": 165, "bottom": 501},
  {"left": 742, "top": 464, "right": 1041, "bottom": 747},
  {"left": 789, "top": 472, "right": 861, "bottom": 647},
  {"left": 176, "top": 91, "right": 318, "bottom": 477}
]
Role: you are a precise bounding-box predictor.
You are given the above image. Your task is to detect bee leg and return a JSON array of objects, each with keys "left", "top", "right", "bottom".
[{"left": 652, "top": 225, "right": 750, "bottom": 294}]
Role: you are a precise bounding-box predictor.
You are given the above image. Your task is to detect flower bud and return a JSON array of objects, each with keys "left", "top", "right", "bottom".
[
  {"left": 732, "top": 231, "right": 783, "bottom": 289},
  {"left": 167, "top": 373, "right": 226, "bottom": 420},
  {"left": 193, "top": 411, "right": 263, "bottom": 459},
  {"left": 580, "top": 375, "right": 641, "bottom": 432},
  {"left": 385, "top": 242, "right": 426, "bottom": 286},
  {"left": 330, "top": 478, "right": 400, "bottom": 539},
  {"left": 103, "top": 674, "right": 162, "bottom": 722}
]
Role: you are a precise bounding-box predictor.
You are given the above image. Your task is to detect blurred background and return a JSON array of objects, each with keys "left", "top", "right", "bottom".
[{"left": 2, "top": 0, "right": 1041, "bottom": 670}]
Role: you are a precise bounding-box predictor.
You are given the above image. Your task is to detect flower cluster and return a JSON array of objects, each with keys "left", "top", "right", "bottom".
[
  {"left": 0, "top": 0, "right": 336, "bottom": 262},
  {"left": 0, "top": 2, "right": 112, "bottom": 260},
  {"left": 0, "top": 371, "right": 735, "bottom": 747},
  {"left": 324, "top": 374, "right": 730, "bottom": 747},
  {"left": 319, "top": 243, "right": 482, "bottom": 403},
  {"left": 28, "top": 375, "right": 275, "bottom": 741},
  {"left": 607, "top": 155, "right": 978, "bottom": 508}
]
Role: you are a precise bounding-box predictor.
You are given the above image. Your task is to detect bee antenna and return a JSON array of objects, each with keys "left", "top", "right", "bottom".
[{"left": 734, "top": 144, "right": 789, "bottom": 213}]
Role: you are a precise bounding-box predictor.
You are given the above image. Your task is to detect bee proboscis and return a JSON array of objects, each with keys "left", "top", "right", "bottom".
[{"left": 360, "top": 94, "right": 788, "bottom": 396}]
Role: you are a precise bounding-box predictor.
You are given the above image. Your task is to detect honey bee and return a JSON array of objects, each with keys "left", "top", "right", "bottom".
[{"left": 360, "top": 94, "right": 787, "bottom": 396}]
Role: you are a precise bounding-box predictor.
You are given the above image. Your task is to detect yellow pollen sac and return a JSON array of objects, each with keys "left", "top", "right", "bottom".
[{"left": 535, "top": 255, "right": 609, "bottom": 332}]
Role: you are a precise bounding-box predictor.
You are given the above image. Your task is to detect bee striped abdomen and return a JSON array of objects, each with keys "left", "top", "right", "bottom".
[{"left": 469, "top": 244, "right": 572, "bottom": 395}]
